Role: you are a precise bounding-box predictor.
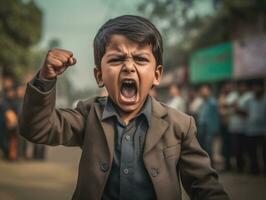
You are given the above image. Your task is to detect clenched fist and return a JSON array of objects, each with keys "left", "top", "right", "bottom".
[{"left": 39, "top": 48, "right": 77, "bottom": 80}]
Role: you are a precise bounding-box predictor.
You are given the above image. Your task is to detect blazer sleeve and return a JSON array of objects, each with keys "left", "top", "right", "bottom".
[
  {"left": 179, "top": 117, "right": 230, "bottom": 200},
  {"left": 18, "top": 82, "right": 88, "bottom": 147}
]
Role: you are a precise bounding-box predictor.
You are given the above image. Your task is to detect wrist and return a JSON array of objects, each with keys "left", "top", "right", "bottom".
[{"left": 39, "top": 67, "right": 56, "bottom": 80}]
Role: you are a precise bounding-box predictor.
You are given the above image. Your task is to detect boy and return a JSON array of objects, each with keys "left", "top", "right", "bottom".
[{"left": 19, "top": 15, "right": 229, "bottom": 200}]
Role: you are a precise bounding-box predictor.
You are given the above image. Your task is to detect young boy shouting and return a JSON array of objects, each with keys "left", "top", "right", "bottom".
[{"left": 19, "top": 15, "right": 229, "bottom": 200}]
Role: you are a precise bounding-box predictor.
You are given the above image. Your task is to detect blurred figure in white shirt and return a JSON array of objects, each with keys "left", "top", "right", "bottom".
[
  {"left": 218, "top": 82, "right": 234, "bottom": 171},
  {"left": 167, "top": 83, "right": 186, "bottom": 113},
  {"left": 246, "top": 81, "right": 266, "bottom": 175},
  {"left": 228, "top": 81, "right": 252, "bottom": 173},
  {"left": 187, "top": 87, "right": 203, "bottom": 119}
]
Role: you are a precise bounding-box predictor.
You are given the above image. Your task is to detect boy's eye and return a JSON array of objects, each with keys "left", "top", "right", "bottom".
[
  {"left": 107, "top": 57, "right": 125, "bottom": 64},
  {"left": 107, "top": 56, "right": 149, "bottom": 65},
  {"left": 134, "top": 57, "right": 149, "bottom": 64}
]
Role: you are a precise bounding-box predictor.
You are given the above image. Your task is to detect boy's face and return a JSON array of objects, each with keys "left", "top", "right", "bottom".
[
  {"left": 169, "top": 84, "right": 180, "bottom": 97},
  {"left": 200, "top": 86, "right": 211, "bottom": 98},
  {"left": 94, "top": 34, "right": 163, "bottom": 116}
]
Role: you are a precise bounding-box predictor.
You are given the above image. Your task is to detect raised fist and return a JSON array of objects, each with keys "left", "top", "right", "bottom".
[{"left": 39, "top": 48, "right": 76, "bottom": 80}]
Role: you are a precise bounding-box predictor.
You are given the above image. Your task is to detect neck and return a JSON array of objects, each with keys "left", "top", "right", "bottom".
[
  {"left": 118, "top": 97, "right": 148, "bottom": 125},
  {"left": 118, "top": 105, "right": 143, "bottom": 125},
  {"left": 119, "top": 112, "right": 137, "bottom": 125}
]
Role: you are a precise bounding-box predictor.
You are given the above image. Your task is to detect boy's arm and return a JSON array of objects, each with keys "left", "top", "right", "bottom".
[
  {"left": 19, "top": 78, "right": 88, "bottom": 147},
  {"left": 179, "top": 117, "right": 230, "bottom": 200},
  {"left": 19, "top": 48, "right": 87, "bottom": 147}
]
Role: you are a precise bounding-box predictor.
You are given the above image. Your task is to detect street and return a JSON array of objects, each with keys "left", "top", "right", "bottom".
[{"left": 0, "top": 146, "right": 265, "bottom": 200}]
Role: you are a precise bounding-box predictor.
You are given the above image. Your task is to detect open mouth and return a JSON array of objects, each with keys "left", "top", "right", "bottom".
[{"left": 120, "top": 79, "right": 138, "bottom": 103}]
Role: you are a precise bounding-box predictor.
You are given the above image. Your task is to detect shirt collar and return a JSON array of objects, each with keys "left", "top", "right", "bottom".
[{"left": 101, "top": 96, "right": 152, "bottom": 125}]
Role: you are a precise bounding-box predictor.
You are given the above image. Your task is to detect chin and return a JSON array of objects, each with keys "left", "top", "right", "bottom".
[{"left": 118, "top": 103, "right": 139, "bottom": 113}]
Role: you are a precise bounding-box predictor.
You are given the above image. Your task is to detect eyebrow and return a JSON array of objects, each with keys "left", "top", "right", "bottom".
[
  {"left": 132, "top": 52, "right": 151, "bottom": 57},
  {"left": 106, "top": 53, "right": 125, "bottom": 58},
  {"left": 106, "top": 51, "right": 151, "bottom": 58}
]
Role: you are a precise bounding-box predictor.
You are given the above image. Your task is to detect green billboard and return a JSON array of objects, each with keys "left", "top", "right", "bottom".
[{"left": 189, "top": 42, "right": 233, "bottom": 83}]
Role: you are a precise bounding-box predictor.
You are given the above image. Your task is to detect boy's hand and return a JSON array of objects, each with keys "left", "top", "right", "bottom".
[{"left": 39, "top": 48, "right": 77, "bottom": 80}]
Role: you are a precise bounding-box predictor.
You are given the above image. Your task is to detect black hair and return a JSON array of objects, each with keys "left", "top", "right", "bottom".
[{"left": 93, "top": 15, "right": 163, "bottom": 68}]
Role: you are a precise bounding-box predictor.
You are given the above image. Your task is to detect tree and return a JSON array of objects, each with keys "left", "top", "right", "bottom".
[
  {"left": 190, "top": 0, "right": 266, "bottom": 52},
  {"left": 137, "top": 0, "right": 214, "bottom": 69},
  {"left": 137, "top": 0, "right": 266, "bottom": 70},
  {"left": 0, "top": 0, "right": 42, "bottom": 78}
]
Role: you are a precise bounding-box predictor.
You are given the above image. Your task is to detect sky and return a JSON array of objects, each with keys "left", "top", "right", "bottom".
[
  {"left": 33, "top": 0, "right": 213, "bottom": 90},
  {"left": 34, "top": 0, "right": 142, "bottom": 90}
]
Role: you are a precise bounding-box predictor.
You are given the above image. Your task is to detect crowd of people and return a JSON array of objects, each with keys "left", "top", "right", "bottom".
[
  {"left": 1, "top": 75, "right": 265, "bottom": 176},
  {"left": 163, "top": 80, "right": 266, "bottom": 175},
  {"left": 0, "top": 77, "right": 46, "bottom": 161}
]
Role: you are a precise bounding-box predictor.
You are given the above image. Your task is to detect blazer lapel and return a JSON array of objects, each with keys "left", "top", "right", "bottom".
[
  {"left": 144, "top": 98, "right": 169, "bottom": 155},
  {"left": 93, "top": 97, "right": 169, "bottom": 158},
  {"left": 94, "top": 101, "right": 115, "bottom": 161}
]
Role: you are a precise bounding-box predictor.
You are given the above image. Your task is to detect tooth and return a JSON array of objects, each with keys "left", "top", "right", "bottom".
[{"left": 124, "top": 80, "right": 134, "bottom": 84}]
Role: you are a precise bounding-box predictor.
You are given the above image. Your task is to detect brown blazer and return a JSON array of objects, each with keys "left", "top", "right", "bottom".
[{"left": 19, "top": 83, "right": 229, "bottom": 200}]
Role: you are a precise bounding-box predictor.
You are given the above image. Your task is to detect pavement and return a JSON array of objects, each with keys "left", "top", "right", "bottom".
[
  {"left": 0, "top": 146, "right": 81, "bottom": 200},
  {"left": 0, "top": 146, "right": 265, "bottom": 200}
]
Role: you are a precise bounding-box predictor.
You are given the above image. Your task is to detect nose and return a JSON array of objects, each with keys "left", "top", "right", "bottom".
[{"left": 122, "top": 58, "right": 136, "bottom": 73}]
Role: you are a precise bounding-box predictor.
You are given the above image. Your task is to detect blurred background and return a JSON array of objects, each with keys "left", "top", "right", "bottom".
[{"left": 0, "top": 0, "right": 266, "bottom": 199}]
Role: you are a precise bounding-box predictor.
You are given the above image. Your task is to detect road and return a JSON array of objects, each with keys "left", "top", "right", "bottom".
[{"left": 0, "top": 146, "right": 265, "bottom": 200}]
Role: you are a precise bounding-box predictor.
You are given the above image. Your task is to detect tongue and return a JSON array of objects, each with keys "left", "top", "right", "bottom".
[{"left": 121, "top": 85, "right": 136, "bottom": 98}]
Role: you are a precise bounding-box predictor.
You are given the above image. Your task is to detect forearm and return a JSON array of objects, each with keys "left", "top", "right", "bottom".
[
  {"left": 19, "top": 81, "right": 57, "bottom": 144},
  {"left": 19, "top": 80, "right": 86, "bottom": 146}
]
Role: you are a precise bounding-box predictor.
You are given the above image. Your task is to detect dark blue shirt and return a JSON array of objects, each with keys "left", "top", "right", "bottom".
[{"left": 101, "top": 97, "right": 156, "bottom": 200}]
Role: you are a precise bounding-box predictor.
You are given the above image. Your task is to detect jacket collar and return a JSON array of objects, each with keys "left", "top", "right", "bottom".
[
  {"left": 101, "top": 96, "right": 152, "bottom": 126},
  {"left": 94, "top": 96, "right": 169, "bottom": 158},
  {"left": 144, "top": 97, "right": 169, "bottom": 155}
]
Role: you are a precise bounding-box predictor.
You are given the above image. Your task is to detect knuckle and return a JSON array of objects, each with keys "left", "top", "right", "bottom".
[
  {"left": 64, "top": 49, "right": 73, "bottom": 56},
  {"left": 47, "top": 49, "right": 54, "bottom": 56}
]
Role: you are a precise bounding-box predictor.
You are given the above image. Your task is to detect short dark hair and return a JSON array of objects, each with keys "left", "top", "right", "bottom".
[{"left": 93, "top": 15, "right": 163, "bottom": 68}]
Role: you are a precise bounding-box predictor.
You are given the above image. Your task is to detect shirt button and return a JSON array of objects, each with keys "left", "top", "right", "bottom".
[
  {"left": 151, "top": 168, "right": 159, "bottom": 177},
  {"left": 123, "top": 168, "right": 129, "bottom": 175},
  {"left": 100, "top": 163, "right": 109, "bottom": 172},
  {"left": 125, "top": 135, "right": 130, "bottom": 141}
]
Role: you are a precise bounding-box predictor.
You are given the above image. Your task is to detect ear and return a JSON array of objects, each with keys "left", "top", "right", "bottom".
[
  {"left": 94, "top": 67, "right": 104, "bottom": 88},
  {"left": 152, "top": 65, "right": 163, "bottom": 86}
]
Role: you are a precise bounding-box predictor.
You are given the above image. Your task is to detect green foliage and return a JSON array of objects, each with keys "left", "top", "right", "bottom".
[
  {"left": 0, "top": 0, "right": 42, "bottom": 78},
  {"left": 138, "top": 0, "right": 199, "bottom": 43},
  {"left": 137, "top": 0, "right": 266, "bottom": 70},
  {"left": 138, "top": 0, "right": 212, "bottom": 68}
]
